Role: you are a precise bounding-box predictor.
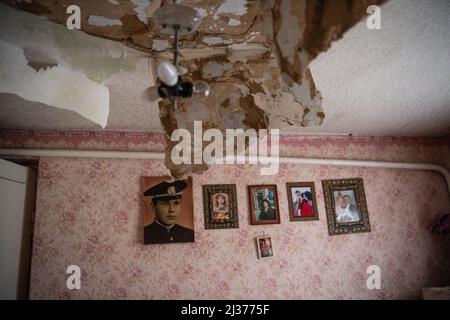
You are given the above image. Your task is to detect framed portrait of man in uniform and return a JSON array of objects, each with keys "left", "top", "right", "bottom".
[{"left": 142, "top": 176, "right": 194, "bottom": 244}]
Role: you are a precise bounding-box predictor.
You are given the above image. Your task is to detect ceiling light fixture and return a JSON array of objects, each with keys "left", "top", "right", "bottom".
[{"left": 149, "top": 2, "right": 210, "bottom": 108}]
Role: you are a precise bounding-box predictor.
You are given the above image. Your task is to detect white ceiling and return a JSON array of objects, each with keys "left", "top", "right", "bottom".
[
  {"left": 0, "top": 0, "right": 449, "bottom": 137},
  {"left": 303, "top": 0, "right": 450, "bottom": 137}
]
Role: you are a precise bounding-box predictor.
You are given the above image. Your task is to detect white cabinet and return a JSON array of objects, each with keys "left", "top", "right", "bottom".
[{"left": 0, "top": 159, "right": 36, "bottom": 299}]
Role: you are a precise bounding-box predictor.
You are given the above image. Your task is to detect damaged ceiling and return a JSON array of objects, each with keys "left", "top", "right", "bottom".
[{"left": 0, "top": 0, "right": 449, "bottom": 139}]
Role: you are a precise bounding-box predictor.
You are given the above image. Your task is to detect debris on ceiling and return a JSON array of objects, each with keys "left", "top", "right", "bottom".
[
  {"left": 157, "top": 0, "right": 384, "bottom": 177},
  {"left": 0, "top": 0, "right": 384, "bottom": 177},
  {"left": 0, "top": 2, "right": 152, "bottom": 129},
  {"left": 0, "top": 39, "right": 110, "bottom": 128}
]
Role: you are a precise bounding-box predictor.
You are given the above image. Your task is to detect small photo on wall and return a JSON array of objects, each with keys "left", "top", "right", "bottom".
[
  {"left": 203, "top": 184, "right": 239, "bottom": 229},
  {"left": 322, "top": 178, "right": 371, "bottom": 235},
  {"left": 286, "top": 182, "right": 319, "bottom": 221},
  {"left": 248, "top": 185, "right": 280, "bottom": 225},
  {"left": 256, "top": 236, "right": 273, "bottom": 259},
  {"left": 142, "top": 176, "right": 194, "bottom": 244}
]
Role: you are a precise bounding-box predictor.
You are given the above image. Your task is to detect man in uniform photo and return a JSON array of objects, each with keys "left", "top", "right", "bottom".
[{"left": 143, "top": 179, "right": 194, "bottom": 244}]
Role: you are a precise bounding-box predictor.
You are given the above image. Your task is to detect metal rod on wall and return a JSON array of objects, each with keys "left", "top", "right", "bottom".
[{"left": 0, "top": 148, "right": 449, "bottom": 196}]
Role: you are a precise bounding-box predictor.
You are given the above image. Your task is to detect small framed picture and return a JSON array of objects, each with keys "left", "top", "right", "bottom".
[
  {"left": 256, "top": 236, "right": 273, "bottom": 259},
  {"left": 202, "top": 184, "right": 239, "bottom": 229},
  {"left": 322, "top": 178, "right": 371, "bottom": 235},
  {"left": 248, "top": 185, "right": 280, "bottom": 225},
  {"left": 286, "top": 182, "right": 319, "bottom": 221}
]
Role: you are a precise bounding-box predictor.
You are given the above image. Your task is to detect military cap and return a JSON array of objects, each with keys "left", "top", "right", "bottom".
[{"left": 144, "top": 179, "right": 187, "bottom": 198}]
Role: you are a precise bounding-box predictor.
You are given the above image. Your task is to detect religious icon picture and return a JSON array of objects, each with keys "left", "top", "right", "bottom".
[
  {"left": 142, "top": 176, "right": 194, "bottom": 244},
  {"left": 256, "top": 236, "right": 274, "bottom": 259},
  {"left": 202, "top": 184, "right": 239, "bottom": 229},
  {"left": 286, "top": 182, "right": 319, "bottom": 221},
  {"left": 248, "top": 185, "right": 280, "bottom": 225},
  {"left": 322, "top": 178, "right": 371, "bottom": 235}
]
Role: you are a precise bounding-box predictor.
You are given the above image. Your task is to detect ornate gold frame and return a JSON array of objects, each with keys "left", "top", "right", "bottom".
[
  {"left": 322, "top": 178, "right": 371, "bottom": 235},
  {"left": 202, "top": 184, "right": 239, "bottom": 229}
]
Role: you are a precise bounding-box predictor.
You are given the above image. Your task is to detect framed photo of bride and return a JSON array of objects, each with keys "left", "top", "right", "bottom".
[{"left": 322, "top": 178, "right": 371, "bottom": 235}]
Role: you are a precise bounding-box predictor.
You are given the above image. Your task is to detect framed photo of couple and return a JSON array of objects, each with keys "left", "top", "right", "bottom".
[
  {"left": 322, "top": 178, "right": 371, "bottom": 235},
  {"left": 286, "top": 182, "right": 319, "bottom": 221}
]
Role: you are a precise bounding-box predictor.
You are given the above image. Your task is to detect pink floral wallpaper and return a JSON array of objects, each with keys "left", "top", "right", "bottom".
[{"left": 1, "top": 130, "right": 450, "bottom": 299}]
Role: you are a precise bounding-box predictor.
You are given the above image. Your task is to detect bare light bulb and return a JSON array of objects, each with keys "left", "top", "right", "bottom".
[
  {"left": 193, "top": 80, "right": 210, "bottom": 97},
  {"left": 156, "top": 60, "right": 178, "bottom": 87}
]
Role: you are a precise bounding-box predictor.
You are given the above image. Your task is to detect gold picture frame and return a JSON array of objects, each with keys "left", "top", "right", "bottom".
[
  {"left": 202, "top": 184, "right": 239, "bottom": 229},
  {"left": 322, "top": 178, "right": 371, "bottom": 235}
]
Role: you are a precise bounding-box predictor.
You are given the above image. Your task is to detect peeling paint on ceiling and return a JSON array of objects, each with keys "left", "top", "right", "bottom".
[
  {"left": 0, "top": 2, "right": 156, "bottom": 129},
  {"left": 88, "top": 15, "right": 123, "bottom": 27},
  {"left": 0, "top": 39, "right": 110, "bottom": 127},
  {"left": 1, "top": 0, "right": 449, "bottom": 176},
  {"left": 130, "top": 0, "right": 151, "bottom": 24},
  {"left": 214, "top": 0, "right": 248, "bottom": 19},
  {"left": 152, "top": 39, "right": 170, "bottom": 51}
]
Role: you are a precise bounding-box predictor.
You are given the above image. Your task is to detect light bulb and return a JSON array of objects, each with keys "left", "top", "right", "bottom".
[
  {"left": 156, "top": 60, "right": 178, "bottom": 87},
  {"left": 193, "top": 80, "right": 210, "bottom": 97}
]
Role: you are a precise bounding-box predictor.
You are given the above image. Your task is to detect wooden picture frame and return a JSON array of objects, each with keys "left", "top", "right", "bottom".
[
  {"left": 202, "top": 184, "right": 239, "bottom": 229},
  {"left": 248, "top": 185, "right": 280, "bottom": 225},
  {"left": 286, "top": 182, "right": 319, "bottom": 221},
  {"left": 322, "top": 178, "right": 371, "bottom": 235}
]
